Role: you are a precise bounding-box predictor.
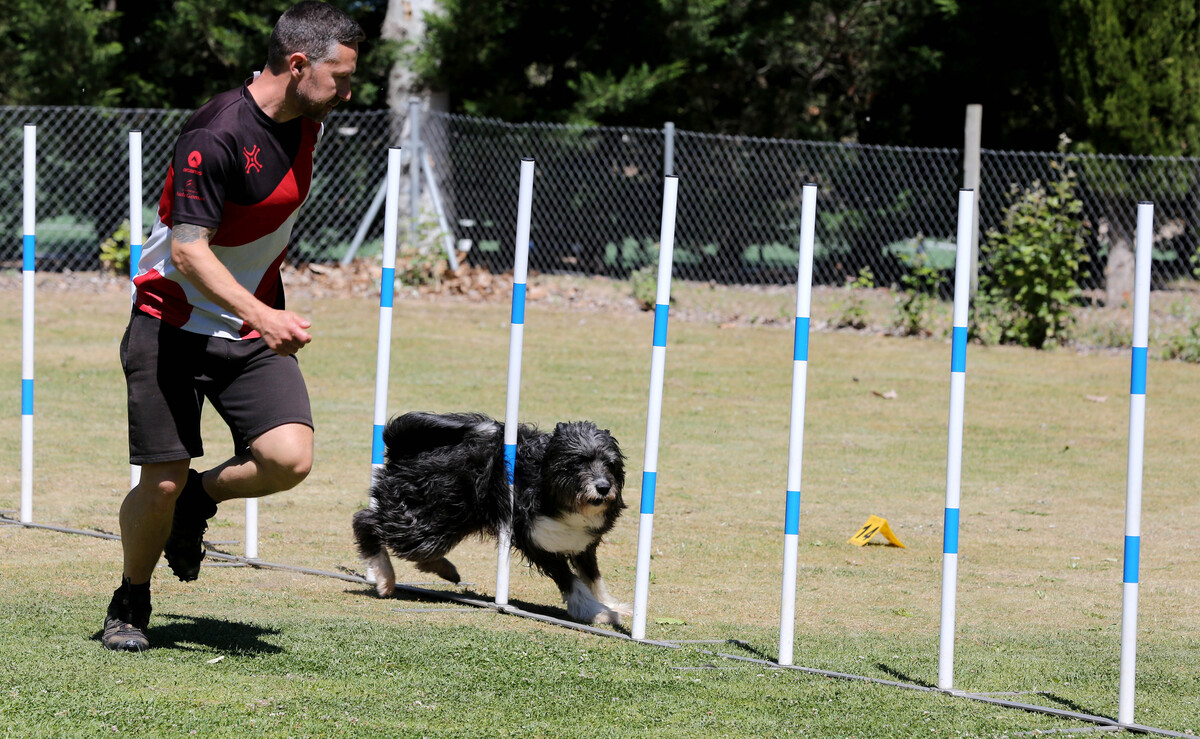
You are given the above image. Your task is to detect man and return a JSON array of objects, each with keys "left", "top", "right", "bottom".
[{"left": 102, "top": 1, "right": 364, "bottom": 652}]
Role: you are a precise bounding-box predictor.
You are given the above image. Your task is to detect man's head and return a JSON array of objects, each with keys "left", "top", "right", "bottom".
[{"left": 267, "top": 2, "right": 365, "bottom": 122}]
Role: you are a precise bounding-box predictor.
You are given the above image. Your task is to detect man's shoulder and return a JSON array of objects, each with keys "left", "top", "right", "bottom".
[{"left": 183, "top": 87, "right": 247, "bottom": 133}]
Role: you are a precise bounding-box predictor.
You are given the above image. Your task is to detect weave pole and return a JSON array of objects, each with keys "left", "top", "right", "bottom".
[
  {"left": 937, "top": 188, "right": 975, "bottom": 690},
  {"left": 365, "top": 146, "right": 403, "bottom": 582},
  {"left": 631, "top": 174, "right": 680, "bottom": 641},
  {"left": 129, "top": 130, "right": 143, "bottom": 490},
  {"left": 21, "top": 125, "right": 36, "bottom": 524},
  {"left": 495, "top": 157, "right": 535, "bottom": 607},
  {"left": 777, "top": 182, "right": 818, "bottom": 666},
  {"left": 1118, "top": 201, "right": 1153, "bottom": 725}
]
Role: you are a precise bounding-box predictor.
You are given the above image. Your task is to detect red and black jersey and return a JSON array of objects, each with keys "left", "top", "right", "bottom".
[{"left": 133, "top": 82, "right": 322, "bottom": 338}]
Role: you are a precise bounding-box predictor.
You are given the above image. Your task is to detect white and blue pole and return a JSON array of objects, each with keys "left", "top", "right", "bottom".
[
  {"left": 778, "top": 183, "right": 818, "bottom": 666},
  {"left": 495, "top": 157, "right": 535, "bottom": 607},
  {"left": 937, "top": 188, "right": 975, "bottom": 691},
  {"left": 21, "top": 125, "right": 36, "bottom": 524},
  {"left": 129, "top": 130, "right": 143, "bottom": 490},
  {"left": 631, "top": 174, "right": 680, "bottom": 641},
  {"left": 366, "top": 146, "right": 403, "bottom": 581},
  {"left": 1118, "top": 201, "right": 1153, "bottom": 726}
]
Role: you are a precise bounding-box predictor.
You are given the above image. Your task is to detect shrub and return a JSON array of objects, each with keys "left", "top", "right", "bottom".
[
  {"left": 832, "top": 267, "right": 874, "bottom": 329},
  {"left": 973, "top": 142, "right": 1090, "bottom": 348},
  {"left": 98, "top": 220, "right": 131, "bottom": 275},
  {"left": 892, "top": 248, "right": 945, "bottom": 336}
]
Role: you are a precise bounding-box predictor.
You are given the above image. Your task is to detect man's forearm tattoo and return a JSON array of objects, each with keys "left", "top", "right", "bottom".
[{"left": 173, "top": 223, "right": 217, "bottom": 244}]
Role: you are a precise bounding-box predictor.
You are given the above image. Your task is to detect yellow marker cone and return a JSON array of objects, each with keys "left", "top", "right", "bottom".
[{"left": 848, "top": 515, "right": 906, "bottom": 548}]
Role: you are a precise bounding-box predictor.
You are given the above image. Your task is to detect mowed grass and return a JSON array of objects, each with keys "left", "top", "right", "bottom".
[{"left": 1, "top": 278, "right": 1199, "bottom": 737}]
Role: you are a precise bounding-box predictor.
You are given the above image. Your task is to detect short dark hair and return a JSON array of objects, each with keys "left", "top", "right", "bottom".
[{"left": 267, "top": 1, "right": 365, "bottom": 73}]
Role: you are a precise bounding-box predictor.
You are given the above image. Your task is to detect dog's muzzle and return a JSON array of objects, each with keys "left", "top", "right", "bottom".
[{"left": 586, "top": 479, "right": 613, "bottom": 505}]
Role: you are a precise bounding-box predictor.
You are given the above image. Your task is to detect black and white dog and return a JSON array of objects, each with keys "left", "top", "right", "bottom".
[{"left": 351, "top": 411, "right": 630, "bottom": 625}]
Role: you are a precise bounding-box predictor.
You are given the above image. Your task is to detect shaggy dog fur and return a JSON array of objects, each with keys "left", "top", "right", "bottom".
[{"left": 352, "top": 411, "right": 630, "bottom": 625}]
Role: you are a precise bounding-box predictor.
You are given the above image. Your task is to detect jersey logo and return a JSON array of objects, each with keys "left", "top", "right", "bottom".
[
  {"left": 187, "top": 150, "right": 202, "bottom": 167},
  {"left": 243, "top": 144, "right": 262, "bottom": 174}
]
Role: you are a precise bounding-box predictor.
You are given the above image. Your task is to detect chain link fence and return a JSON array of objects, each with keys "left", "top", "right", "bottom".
[{"left": 5, "top": 105, "right": 1200, "bottom": 291}]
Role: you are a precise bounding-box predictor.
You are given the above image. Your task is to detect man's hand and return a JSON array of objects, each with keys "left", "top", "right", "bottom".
[{"left": 254, "top": 308, "right": 312, "bottom": 356}]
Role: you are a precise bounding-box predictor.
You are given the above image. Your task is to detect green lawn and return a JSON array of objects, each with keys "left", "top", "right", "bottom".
[{"left": 1, "top": 277, "right": 1198, "bottom": 736}]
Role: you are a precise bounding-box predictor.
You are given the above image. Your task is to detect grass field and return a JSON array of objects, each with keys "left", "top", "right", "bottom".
[{"left": 1, "top": 275, "right": 1198, "bottom": 737}]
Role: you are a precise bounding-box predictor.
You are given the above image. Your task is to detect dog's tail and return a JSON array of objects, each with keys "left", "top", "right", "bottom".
[{"left": 382, "top": 412, "right": 500, "bottom": 461}]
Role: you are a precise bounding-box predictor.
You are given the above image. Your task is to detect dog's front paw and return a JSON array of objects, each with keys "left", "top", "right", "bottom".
[
  {"left": 567, "top": 581, "right": 623, "bottom": 625},
  {"left": 606, "top": 601, "right": 633, "bottom": 618},
  {"left": 591, "top": 606, "right": 623, "bottom": 626}
]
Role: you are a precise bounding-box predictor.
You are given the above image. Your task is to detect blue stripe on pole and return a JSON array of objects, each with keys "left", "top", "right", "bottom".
[
  {"left": 951, "top": 326, "right": 967, "bottom": 373},
  {"left": 21, "top": 379, "right": 33, "bottom": 415},
  {"left": 380, "top": 267, "right": 395, "bottom": 308},
  {"left": 130, "top": 244, "right": 142, "bottom": 279},
  {"left": 371, "top": 424, "right": 384, "bottom": 465},
  {"left": 943, "top": 508, "right": 960, "bottom": 554},
  {"left": 1130, "top": 347, "right": 1147, "bottom": 396},
  {"left": 511, "top": 283, "right": 526, "bottom": 324},
  {"left": 793, "top": 317, "right": 810, "bottom": 361},
  {"left": 653, "top": 304, "right": 669, "bottom": 347},
  {"left": 23, "top": 234, "right": 35, "bottom": 271},
  {"left": 640, "top": 471, "right": 657, "bottom": 514},
  {"left": 784, "top": 489, "right": 801, "bottom": 535},
  {"left": 1123, "top": 535, "right": 1140, "bottom": 584},
  {"left": 504, "top": 444, "right": 517, "bottom": 486}
]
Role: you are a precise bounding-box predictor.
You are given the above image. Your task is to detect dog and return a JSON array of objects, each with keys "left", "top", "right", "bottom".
[{"left": 352, "top": 411, "right": 630, "bottom": 625}]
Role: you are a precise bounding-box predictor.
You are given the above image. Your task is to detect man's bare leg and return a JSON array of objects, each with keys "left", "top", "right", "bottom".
[
  {"left": 200, "top": 422, "right": 313, "bottom": 501},
  {"left": 119, "top": 459, "right": 191, "bottom": 584}
]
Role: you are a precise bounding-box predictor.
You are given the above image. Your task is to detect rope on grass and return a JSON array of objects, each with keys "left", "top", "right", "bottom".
[{"left": 2, "top": 516, "right": 1190, "bottom": 735}]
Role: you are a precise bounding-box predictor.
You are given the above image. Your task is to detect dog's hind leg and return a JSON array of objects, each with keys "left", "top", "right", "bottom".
[
  {"left": 415, "top": 556, "right": 461, "bottom": 585},
  {"left": 366, "top": 551, "right": 397, "bottom": 597},
  {"left": 352, "top": 510, "right": 397, "bottom": 597},
  {"left": 571, "top": 547, "right": 631, "bottom": 620}
]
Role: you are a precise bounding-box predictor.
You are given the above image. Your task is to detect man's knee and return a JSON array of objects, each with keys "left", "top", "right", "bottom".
[
  {"left": 251, "top": 423, "right": 313, "bottom": 493},
  {"left": 259, "top": 448, "right": 312, "bottom": 492},
  {"left": 136, "top": 463, "right": 190, "bottom": 502}
]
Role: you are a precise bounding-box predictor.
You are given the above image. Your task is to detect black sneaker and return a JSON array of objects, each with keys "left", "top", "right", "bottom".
[
  {"left": 162, "top": 469, "right": 218, "bottom": 582},
  {"left": 103, "top": 579, "right": 151, "bottom": 652}
]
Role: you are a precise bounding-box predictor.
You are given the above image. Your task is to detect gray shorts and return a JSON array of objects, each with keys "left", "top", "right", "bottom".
[{"left": 121, "top": 310, "right": 313, "bottom": 465}]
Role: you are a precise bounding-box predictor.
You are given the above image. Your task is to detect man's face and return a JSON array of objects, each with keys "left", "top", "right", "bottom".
[{"left": 295, "top": 42, "right": 357, "bottom": 122}]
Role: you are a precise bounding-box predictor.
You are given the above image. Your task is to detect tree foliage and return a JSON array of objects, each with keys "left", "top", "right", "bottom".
[
  {"left": 0, "top": 0, "right": 123, "bottom": 105},
  {"left": 416, "top": 0, "right": 950, "bottom": 140},
  {"left": 0, "top": 0, "right": 390, "bottom": 109},
  {"left": 1054, "top": 0, "right": 1200, "bottom": 156}
]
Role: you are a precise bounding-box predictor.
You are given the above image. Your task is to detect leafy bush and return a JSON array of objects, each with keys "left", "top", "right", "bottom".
[
  {"left": 892, "top": 248, "right": 945, "bottom": 336},
  {"left": 98, "top": 220, "right": 131, "bottom": 276},
  {"left": 629, "top": 263, "right": 659, "bottom": 310},
  {"left": 1161, "top": 307, "right": 1200, "bottom": 362},
  {"left": 973, "top": 144, "right": 1090, "bottom": 348},
  {"left": 832, "top": 267, "right": 875, "bottom": 329}
]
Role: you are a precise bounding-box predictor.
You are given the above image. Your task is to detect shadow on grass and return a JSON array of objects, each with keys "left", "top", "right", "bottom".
[
  {"left": 1032, "top": 692, "right": 1110, "bottom": 719},
  {"left": 345, "top": 583, "right": 633, "bottom": 637},
  {"left": 874, "top": 662, "right": 935, "bottom": 688},
  {"left": 91, "top": 614, "right": 284, "bottom": 654}
]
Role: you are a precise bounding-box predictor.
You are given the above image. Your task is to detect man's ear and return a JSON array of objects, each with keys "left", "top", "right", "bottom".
[{"left": 288, "top": 51, "right": 310, "bottom": 79}]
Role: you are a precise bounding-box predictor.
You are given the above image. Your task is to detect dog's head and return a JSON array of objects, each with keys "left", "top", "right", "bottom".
[{"left": 542, "top": 421, "right": 626, "bottom": 514}]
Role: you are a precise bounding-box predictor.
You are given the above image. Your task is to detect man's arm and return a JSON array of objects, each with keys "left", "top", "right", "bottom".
[{"left": 171, "top": 222, "right": 311, "bottom": 356}]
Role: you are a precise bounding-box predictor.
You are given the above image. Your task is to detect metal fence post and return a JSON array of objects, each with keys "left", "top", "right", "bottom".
[
  {"left": 408, "top": 98, "right": 422, "bottom": 248},
  {"left": 963, "top": 104, "right": 983, "bottom": 294},
  {"left": 663, "top": 121, "right": 675, "bottom": 177}
]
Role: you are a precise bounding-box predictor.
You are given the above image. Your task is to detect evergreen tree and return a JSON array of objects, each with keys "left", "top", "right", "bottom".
[
  {"left": 0, "top": 0, "right": 122, "bottom": 105},
  {"left": 1055, "top": 0, "right": 1200, "bottom": 155}
]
